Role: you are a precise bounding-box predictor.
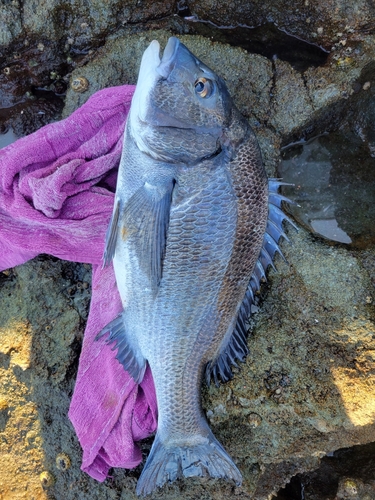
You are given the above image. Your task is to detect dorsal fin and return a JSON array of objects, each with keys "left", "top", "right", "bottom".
[{"left": 206, "top": 178, "right": 297, "bottom": 386}]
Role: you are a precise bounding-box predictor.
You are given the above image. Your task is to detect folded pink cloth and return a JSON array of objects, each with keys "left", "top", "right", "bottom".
[{"left": 0, "top": 85, "right": 157, "bottom": 481}]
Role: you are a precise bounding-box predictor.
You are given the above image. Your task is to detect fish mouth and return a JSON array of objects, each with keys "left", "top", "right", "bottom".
[
  {"left": 157, "top": 37, "right": 180, "bottom": 78},
  {"left": 138, "top": 37, "right": 180, "bottom": 81},
  {"left": 131, "top": 37, "right": 180, "bottom": 125}
]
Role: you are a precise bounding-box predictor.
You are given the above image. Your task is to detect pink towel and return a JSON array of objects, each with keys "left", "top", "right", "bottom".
[{"left": 0, "top": 85, "right": 157, "bottom": 481}]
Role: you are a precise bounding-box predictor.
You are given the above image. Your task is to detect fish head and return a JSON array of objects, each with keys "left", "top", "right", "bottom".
[{"left": 129, "top": 37, "right": 246, "bottom": 163}]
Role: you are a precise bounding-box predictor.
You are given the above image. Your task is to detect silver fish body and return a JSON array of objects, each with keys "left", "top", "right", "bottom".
[{"left": 101, "top": 37, "right": 271, "bottom": 495}]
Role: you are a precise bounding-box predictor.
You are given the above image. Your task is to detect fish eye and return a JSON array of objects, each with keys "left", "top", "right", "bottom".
[{"left": 194, "top": 77, "right": 213, "bottom": 98}]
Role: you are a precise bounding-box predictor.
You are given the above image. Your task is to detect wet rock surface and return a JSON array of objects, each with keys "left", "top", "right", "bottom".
[
  {"left": 0, "top": 6, "right": 375, "bottom": 500},
  {"left": 0, "top": 38, "right": 69, "bottom": 137},
  {"left": 184, "top": 0, "right": 375, "bottom": 50}
]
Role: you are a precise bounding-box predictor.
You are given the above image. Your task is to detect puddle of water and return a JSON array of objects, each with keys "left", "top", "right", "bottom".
[
  {"left": 0, "top": 128, "right": 17, "bottom": 149},
  {"left": 180, "top": 19, "right": 329, "bottom": 72},
  {"left": 278, "top": 131, "right": 375, "bottom": 248}
]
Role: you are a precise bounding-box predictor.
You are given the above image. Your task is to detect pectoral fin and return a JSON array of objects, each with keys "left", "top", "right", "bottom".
[
  {"left": 123, "top": 179, "right": 175, "bottom": 289},
  {"left": 102, "top": 199, "right": 120, "bottom": 267}
]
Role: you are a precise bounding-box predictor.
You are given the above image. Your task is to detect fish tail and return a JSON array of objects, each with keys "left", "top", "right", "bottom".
[{"left": 136, "top": 431, "right": 242, "bottom": 496}]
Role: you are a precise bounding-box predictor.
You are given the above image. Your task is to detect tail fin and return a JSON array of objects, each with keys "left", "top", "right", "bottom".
[{"left": 136, "top": 431, "right": 242, "bottom": 496}]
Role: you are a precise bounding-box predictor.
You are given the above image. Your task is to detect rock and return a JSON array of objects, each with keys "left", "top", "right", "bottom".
[
  {"left": 1, "top": 0, "right": 374, "bottom": 53},
  {"left": 269, "top": 59, "right": 314, "bottom": 136},
  {"left": 0, "top": 258, "right": 87, "bottom": 499},
  {"left": 1, "top": 22, "right": 375, "bottom": 500},
  {"left": 336, "top": 477, "right": 375, "bottom": 499},
  {"left": 0, "top": 3, "right": 22, "bottom": 46},
  {"left": 278, "top": 441, "right": 375, "bottom": 499},
  {"left": 0, "top": 1, "right": 177, "bottom": 50}
]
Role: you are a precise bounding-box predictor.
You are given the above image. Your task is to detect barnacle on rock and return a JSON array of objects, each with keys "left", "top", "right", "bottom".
[
  {"left": 56, "top": 452, "right": 71, "bottom": 470},
  {"left": 248, "top": 412, "right": 262, "bottom": 428},
  {"left": 40, "top": 471, "right": 55, "bottom": 488},
  {"left": 0, "top": 398, "right": 8, "bottom": 411},
  {"left": 336, "top": 56, "right": 354, "bottom": 69},
  {"left": 71, "top": 76, "right": 89, "bottom": 93}
]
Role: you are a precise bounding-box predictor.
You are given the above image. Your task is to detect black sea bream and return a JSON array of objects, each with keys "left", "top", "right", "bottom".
[{"left": 99, "top": 37, "right": 292, "bottom": 495}]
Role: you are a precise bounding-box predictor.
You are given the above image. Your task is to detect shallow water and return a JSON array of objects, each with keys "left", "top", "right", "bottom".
[
  {"left": 278, "top": 131, "right": 375, "bottom": 248},
  {"left": 0, "top": 128, "right": 17, "bottom": 149}
]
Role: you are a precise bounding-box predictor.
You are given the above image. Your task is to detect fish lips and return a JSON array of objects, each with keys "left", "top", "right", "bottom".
[
  {"left": 157, "top": 37, "right": 209, "bottom": 85},
  {"left": 157, "top": 37, "right": 180, "bottom": 78},
  {"left": 136, "top": 37, "right": 180, "bottom": 88},
  {"left": 130, "top": 38, "right": 179, "bottom": 126}
]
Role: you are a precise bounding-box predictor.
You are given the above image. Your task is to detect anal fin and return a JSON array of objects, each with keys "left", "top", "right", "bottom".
[{"left": 96, "top": 315, "right": 146, "bottom": 384}]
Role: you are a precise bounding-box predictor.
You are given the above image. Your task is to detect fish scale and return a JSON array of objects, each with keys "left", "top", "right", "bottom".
[{"left": 97, "top": 36, "right": 294, "bottom": 496}]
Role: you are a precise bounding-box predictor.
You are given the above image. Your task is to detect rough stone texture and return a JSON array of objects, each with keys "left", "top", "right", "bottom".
[
  {"left": 0, "top": 2, "right": 22, "bottom": 47},
  {"left": 0, "top": 0, "right": 177, "bottom": 50},
  {"left": 276, "top": 442, "right": 375, "bottom": 499},
  {"left": 336, "top": 477, "right": 375, "bottom": 500},
  {"left": 1, "top": 21, "right": 375, "bottom": 500},
  {"left": 2, "top": 0, "right": 373, "bottom": 51},
  {"left": 269, "top": 59, "right": 314, "bottom": 137},
  {"left": 203, "top": 227, "right": 375, "bottom": 497},
  {"left": 0, "top": 258, "right": 91, "bottom": 500}
]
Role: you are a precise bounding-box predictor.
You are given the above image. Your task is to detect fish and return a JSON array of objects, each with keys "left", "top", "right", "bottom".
[{"left": 98, "top": 36, "right": 293, "bottom": 495}]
